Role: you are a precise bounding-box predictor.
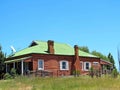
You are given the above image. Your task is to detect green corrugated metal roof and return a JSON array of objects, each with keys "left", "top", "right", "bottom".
[{"left": 11, "top": 40, "right": 97, "bottom": 58}]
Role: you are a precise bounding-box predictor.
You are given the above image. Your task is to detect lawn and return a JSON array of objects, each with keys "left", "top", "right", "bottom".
[{"left": 0, "top": 75, "right": 120, "bottom": 90}]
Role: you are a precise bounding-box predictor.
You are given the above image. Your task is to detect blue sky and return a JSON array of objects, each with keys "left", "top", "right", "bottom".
[{"left": 0, "top": 0, "right": 120, "bottom": 69}]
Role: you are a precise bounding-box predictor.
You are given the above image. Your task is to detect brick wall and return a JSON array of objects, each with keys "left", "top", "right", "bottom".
[
  {"left": 31, "top": 54, "right": 100, "bottom": 76},
  {"left": 7, "top": 53, "right": 101, "bottom": 76},
  {"left": 80, "top": 57, "right": 101, "bottom": 74},
  {"left": 32, "top": 54, "right": 73, "bottom": 76}
]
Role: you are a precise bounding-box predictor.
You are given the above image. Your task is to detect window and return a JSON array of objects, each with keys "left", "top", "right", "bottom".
[
  {"left": 60, "top": 60, "right": 69, "bottom": 70},
  {"left": 38, "top": 60, "right": 44, "bottom": 70},
  {"left": 93, "top": 62, "right": 99, "bottom": 66},
  {"left": 84, "top": 62, "right": 91, "bottom": 71}
]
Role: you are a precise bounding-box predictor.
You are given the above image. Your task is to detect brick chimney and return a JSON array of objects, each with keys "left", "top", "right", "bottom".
[
  {"left": 74, "top": 45, "right": 80, "bottom": 71},
  {"left": 47, "top": 40, "right": 54, "bottom": 54},
  {"left": 74, "top": 45, "right": 79, "bottom": 57}
]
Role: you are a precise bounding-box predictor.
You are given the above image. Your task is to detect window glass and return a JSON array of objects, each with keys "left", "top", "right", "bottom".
[
  {"left": 62, "top": 62, "right": 66, "bottom": 69},
  {"left": 38, "top": 60, "right": 44, "bottom": 70},
  {"left": 86, "top": 63, "right": 89, "bottom": 69},
  {"left": 84, "top": 62, "right": 91, "bottom": 71}
]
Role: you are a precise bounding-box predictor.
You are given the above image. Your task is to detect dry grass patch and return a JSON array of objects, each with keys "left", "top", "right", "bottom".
[{"left": 0, "top": 75, "right": 120, "bottom": 90}]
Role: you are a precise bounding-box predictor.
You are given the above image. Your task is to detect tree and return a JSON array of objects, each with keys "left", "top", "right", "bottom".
[
  {"left": 111, "top": 68, "right": 118, "bottom": 78},
  {"left": 79, "top": 46, "right": 115, "bottom": 68},
  {"left": 117, "top": 47, "right": 120, "bottom": 72},
  {"left": 91, "top": 51, "right": 109, "bottom": 61},
  {"left": 0, "top": 45, "right": 6, "bottom": 79},
  {"left": 79, "top": 46, "right": 89, "bottom": 53},
  {"left": 108, "top": 53, "right": 115, "bottom": 69}
]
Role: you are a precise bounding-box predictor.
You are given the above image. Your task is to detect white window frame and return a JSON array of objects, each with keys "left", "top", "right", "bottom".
[
  {"left": 60, "top": 60, "right": 69, "bottom": 70},
  {"left": 84, "top": 62, "right": 91, "bottom": 71},
  {"left": 38, "top": 59, "right": 44, "bottom": 70},
  {"left": 80, "top": 61, "right": 84, "bottom": 71}
]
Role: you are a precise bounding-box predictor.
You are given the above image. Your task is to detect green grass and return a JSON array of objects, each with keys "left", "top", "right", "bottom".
[{"left": 0, "top": 75, "right": 120, "bottom": 90}]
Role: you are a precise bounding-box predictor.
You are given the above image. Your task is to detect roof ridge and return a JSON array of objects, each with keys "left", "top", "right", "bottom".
[
  {"left": 34, "top": 40, "right": 72, "bottom": 46},
  {"left": 34, "top": 40, "right": 46, "bottom": 42}
]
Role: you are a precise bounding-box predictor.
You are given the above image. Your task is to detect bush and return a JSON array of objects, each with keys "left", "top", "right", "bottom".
[
  {"left": 89, "top": 67, "right": 94, "bottom": 78},
  {"left": 111, "top": 68, "right": 119, "bottom": 78},
  {"left": 10, "top": 68, "right": 17, "bottom": 78},
  {"left": 73, "top": 70, "right": 80, "bottom": 77},
  {"left": 3, "top": 68, "right": 17, "bottom": 80},
  {"left": 89, "top": 67, "right": 101, "bottom": 78},
  {"left": 0, "top": 73, "right": 5, "bottom": 79},
  {"left": 3, "top": 73, "right": 12, "bottom": 80}
]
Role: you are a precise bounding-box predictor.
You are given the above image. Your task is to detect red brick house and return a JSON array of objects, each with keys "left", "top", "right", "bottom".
[{"left": 5, "top": 40, "right": 112, "bottom": 76}]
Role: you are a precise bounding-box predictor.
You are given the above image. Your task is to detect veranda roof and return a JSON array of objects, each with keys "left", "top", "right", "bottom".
[{"left": 5, "top": 56, "right": 31, "bottom": 63}]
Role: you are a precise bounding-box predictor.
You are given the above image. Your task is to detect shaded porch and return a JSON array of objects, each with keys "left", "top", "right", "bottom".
[
  {"left": 5, "top": 56, "right": 33, "bottom": 75},
  {"left": 5, "top": 57, "right": 53, "bottom": 77},
  {"left": 100, "top": 59, "right": 113, "bottom": 74}
]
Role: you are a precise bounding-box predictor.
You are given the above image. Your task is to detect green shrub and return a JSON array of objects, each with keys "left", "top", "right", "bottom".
[
  {"left": 10, "top": 68, "right": 17, "bottom": 78},
  {"left": 3, "top": 73, "right": 12, "bottom": 80},
  {"left": 111, "top": 68, "right": 119, "bottom": 78},
  {"left": 3, "top": 68, "right": 17, "bottom": 79},
  {"left": 89, "top": 67, "right": 101, "bottom": 78},
  {"left": 73, "top": 70, "right": 80, "bottom": 77},
  {"left": 89, "top": 67, "right": 94, "bottom": 78}
]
